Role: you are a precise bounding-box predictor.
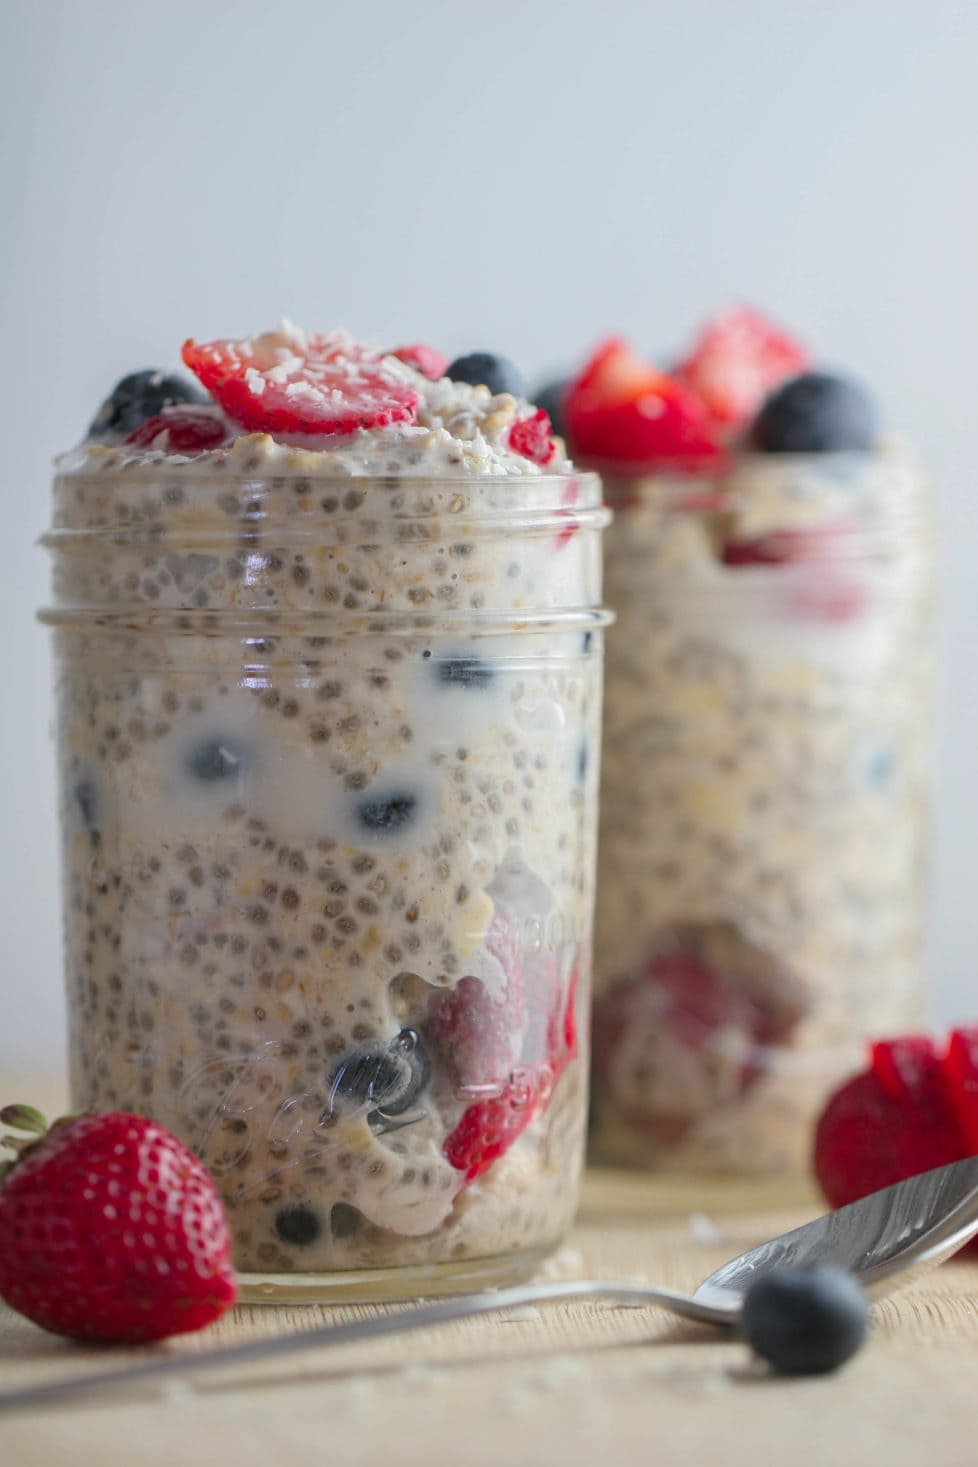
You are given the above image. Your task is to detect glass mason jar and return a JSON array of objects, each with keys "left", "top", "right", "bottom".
[
  {"left": 591, "top": 445, "right": 934, "bottom": 1176},
  {"left": 42, "top": 462, "right": 609, "bottom": 1300}
]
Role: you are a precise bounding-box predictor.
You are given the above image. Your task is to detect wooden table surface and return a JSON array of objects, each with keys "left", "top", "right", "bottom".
[{"left": 3, "top": 1083, "right": 978, "bottom": 1466}]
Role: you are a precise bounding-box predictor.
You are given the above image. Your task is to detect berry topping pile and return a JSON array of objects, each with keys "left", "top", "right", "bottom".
[
  {"left": 557, "top": 307, "right": 880, "bottom": 473},
  {"left": 0, "top": 1105, "right": 237, "bottom": 1343},
  {"left": 78, "top": 327, "right": 561, "bottom": 469},
  {"left": 814, "top": 1028, "right": 978, "bottom": 1220}
]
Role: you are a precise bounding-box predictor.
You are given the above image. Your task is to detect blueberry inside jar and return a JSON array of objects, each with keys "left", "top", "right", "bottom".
[
  {"left": 559, "top": 313, "right": 935, "bottom": 1176},
  {"left": 42, "top": 323, "right": 610, "bottom": 1299}
]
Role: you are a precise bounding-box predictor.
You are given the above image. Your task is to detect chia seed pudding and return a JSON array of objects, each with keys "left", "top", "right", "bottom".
[
  {"left": 555, "top": 316, "right": 935, "bottom": 1176},
  {"left": 43, "top": 326, "right": 610, "bottom": 1296}
]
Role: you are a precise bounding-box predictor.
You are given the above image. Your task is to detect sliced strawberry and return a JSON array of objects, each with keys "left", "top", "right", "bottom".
[
  {"left": 182, "top": 324, "right": 419, "bottom": 438},
  {"left": 871, "top": 1035, "right": 942, "bottom": 1103},
  {"left": 814, "top": 1062, "right": 962, "bottom": 1211},
  {"left": 564, "top": 337, "right": 722, "bottom": 472},
  {"left": 943, "top": 1028, "right": 978, "bottom": 1153},
  {"left": 391, "top": 343, "right": 448, "bottom": 381},
  {"left": 508, "top": 409, "right": 556, "bottom": 466},
  {"left": 124, "top": 408, "right": 231, "bottom": 454},
  {"left": 675, "top": 306, "right": 809, "bottom": 428},
  {"left": 424, "top": 907, "right": 525, "bottom": 1089}
]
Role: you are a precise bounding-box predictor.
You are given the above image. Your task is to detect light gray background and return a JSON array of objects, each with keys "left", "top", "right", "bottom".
[{"left": 2, "top": 0, "right": 977, "bottom": 1074}]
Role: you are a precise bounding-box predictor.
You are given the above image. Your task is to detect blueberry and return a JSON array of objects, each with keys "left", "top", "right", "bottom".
[
  {"left": 437, "top": 656, "right": 494, "bottom": 690},
  {"left": 577, "top": 741, "right": 588, "bottom": 781},
  {"left": 328, "top": 1028, "right": 430, "bottom": 1120},
  {"left": 741, "top": 1267, "right": 868, "bottom": 1375},
  {"left": 186, "top": 737, "right": 250, "bottom": 784},
  {"left": 356, "top": 790, "right": 418, "bottom": 836},
  {"left": 446, "top": 352, "right": 526, "bottom": 399},
  {"left": 330, "top": 1203, "right": 362, "bottom": 1239},
  {"left": 87, "top": 369, "right": 209, "bottom": 441},
  {"left": 749, "top": 372, "right": 879, "bottom": 454},
  {"left": 73, "top": 777, "right": 98, "bottom": 829},
  {"left": 274, "top": 1205, "right": 322, "bottom": 1247},
  {"left": 532, "top": 377, "right": 570, "bottom": 438}
]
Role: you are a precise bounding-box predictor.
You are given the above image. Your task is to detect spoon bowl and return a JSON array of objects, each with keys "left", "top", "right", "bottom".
[
  {"left": 4, "top": 1157, "right": 978, "bottom": 1410},
  {"left": 690, "top": 1155, "right": 978, "bottom": 1319}
]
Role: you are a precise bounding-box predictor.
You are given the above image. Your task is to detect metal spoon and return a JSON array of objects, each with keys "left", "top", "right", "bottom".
[{"left": 4, "top": 1156, "right": 978, "bottom": 1412}]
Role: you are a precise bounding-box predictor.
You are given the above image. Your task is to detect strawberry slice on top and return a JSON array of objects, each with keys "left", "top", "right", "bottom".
[
  {"left": 675, "top": 306, "right": 809, "bottom": 429},
  {"left": 564, "top": 337, "right": 722, "bottom": 473},
  {"left": 182, "top": 322, "right": 420, "bottom": 439}
]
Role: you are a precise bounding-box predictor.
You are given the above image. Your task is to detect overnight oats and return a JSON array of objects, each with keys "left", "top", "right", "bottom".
[
  {"left": 548, "top": 310, "right": 934, "bottom": 1176},
  {"left": 42, "top": 326, "right": 610, "bottom": 1298}
]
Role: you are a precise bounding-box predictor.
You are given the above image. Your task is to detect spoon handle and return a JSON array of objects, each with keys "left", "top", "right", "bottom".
[{"left": 0, "top": 1279, "right": 730, "bottom": 1412}]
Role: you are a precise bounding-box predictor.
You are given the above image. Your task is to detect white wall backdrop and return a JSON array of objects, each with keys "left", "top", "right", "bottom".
[{"left": 3, "top": 0, "right": 977, "bottom": 1074}]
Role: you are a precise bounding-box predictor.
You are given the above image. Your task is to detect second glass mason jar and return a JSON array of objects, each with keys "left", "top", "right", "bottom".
[
  {"left": 43, "top": 463, "right": 609, "bottom": 1299},
  {"left": 591, "top": 445, "right": 935, "bottom": 1175}
]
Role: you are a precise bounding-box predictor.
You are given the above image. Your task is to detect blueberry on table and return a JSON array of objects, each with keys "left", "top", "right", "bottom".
[
  {"left": 87, "top": 369, "right": 209, "bottom": 441},
  {"left": 741, "top": 1267, "right": 869, "bottom": 1375},
  {"left": 437, "top": 656, "right": 494, "bottom": 690},
  {"left": 532, "top": 378, "right": 570, "bottom": 438},
  {"left": 186, "top": 737, "right": 249, "bottom": 784},
  {"left": 274, "top": 1205, "right": 322, "bottom": 1247},
  {"left": 446, "top": 352, "right": 527, "bottom": 399},
  {"left": 356, "top": 790, "right": 418, "bottom": 835},
  {"left": 328, "top": 1029, "right": 430, "bottom": 1119},
  {"left": 749, "top": 372, "right": 879, "bottom": 454}
]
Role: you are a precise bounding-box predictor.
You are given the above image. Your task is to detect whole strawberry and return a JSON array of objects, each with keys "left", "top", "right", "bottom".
[{"left": 0, "top": 1105, "right": 238, "bottom": 1343}]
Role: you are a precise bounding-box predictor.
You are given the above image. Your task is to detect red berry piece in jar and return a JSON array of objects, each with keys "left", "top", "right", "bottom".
[
  {"left": 814, "top": 1035, "right": 963, "bottom": 1210},
  {"left": 721, "top": 522, "right": 869, "bottom": 623},
  {"left": 390, "top": 343, "right": 449, "bottom": 381},
  {"left": 675, "top": 306, "right": 809, "bottom": 429},
  {"left": 182, "top": 323, "right": 420, "bottom": 438},
  {"left": 443, "top": 1073, "right": 541, "bottom": 1185},
  {"left": 564, "top": 337, "right": 722, "bottom": 472},
  {"left": 124, "top": 408, "right": 232, "bottom": 454},
  {"left": 0, "top": 1106, "right": 238, "bottom": 1343},
  {"left": 592, "top": 923, "right": 808, "bottom": 1146},
  {"left": 508, "top": 409, "right": 556, "bottom": 466},
  {"left": 425, "top": 907, "right": 526, "bottom": 1090}
]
